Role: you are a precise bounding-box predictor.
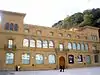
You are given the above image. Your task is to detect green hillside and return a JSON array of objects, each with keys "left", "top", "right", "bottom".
[{"left": 52, "top": 8, "right": 100, "bottom": 29}]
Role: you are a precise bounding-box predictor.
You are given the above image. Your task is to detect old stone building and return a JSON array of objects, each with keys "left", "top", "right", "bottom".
[{"left": 0, "top": 10, "right": 100, "bottom": 71}]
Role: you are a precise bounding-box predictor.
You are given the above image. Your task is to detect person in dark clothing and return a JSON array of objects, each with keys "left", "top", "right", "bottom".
[
  {"left": 60, "top": 65, "right": 62, "bottom": 72},
  {"left": 62, "top": 65, "right": 65, "bottom": 72},
  {"left": 15, "top": 65, "right": 18, "bottom": 71}
]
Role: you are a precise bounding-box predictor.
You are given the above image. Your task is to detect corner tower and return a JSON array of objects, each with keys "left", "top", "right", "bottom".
[{"left": 0, "top": 10, "right": 26, "bottom": 33}]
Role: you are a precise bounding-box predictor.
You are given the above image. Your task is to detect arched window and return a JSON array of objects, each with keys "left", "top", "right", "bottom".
[
  {"left": 77, "top": 43, "right": 81, "bottom": 50},
  {"left": 14, "top": 24, "right": 18, "bottom": 31},
  {"left": 68, "top": 42, "right": 72, "bottom": 49},
  {"left": 5, "top": 22, "right": 9, "bottom": 30},
  {"left": 68, "top": 55, "right": 74, "bottom": 64},
  {"left": 30, "top": 39, "right": 35, "bottom": 47},
  {"left": 85, "top": 43, "right": 88, "bottom": 50},
  {"left": 23, "top": 39, "right": 29, "bottom": 47},
  {"left": 6, "top": 53, "right": 14, "bottom": 64},
  {"left": 59, "top": 43, "right": 64, "bottom": 51},
  {"left": 10, "top": 23, "right": 13, "bottom": 31},
  {"left": 35, "top": 54, "right": 44, "bottom": 64},
  {"left": 37, "top": 30, "right": 41, "bottom": 35},
  {"left": 43, "top": 40, "right": 48, "bottom": 48},
  {"left": 48, "top": 54, "right": 56, "bottom": 64},
  {"left": 81, "top": 43, "right": 85, "bottom": 50},
  {"left": 67, "top": 34, "right": 71, "bottom": 38},
  {"left": 36, "top": 40, "right": 42, "bottom": 48},
  {"left": 49, "top": 40, "right": 54, "bottom": 48},
  {"left": 72, "top": 43, "right": 77, "bottom": 50},
  {"left": 92, "top": 45, "right": 96, "bottom": 50},
  {"left": 22, "top": 53, "right": 30, "bottom": 64}
]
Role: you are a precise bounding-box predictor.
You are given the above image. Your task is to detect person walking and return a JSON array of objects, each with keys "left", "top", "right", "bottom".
[
  {"left": 60, "top": 65, "right": 62, "bottom": 72},
  {"left": 15, "top": 65, "right": 18, "bottom": 71},
  {"left": 62, "top": 65, "right": 65, "bottom": 72}
]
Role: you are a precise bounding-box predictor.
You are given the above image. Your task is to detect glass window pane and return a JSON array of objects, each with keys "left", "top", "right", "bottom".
[
  {"left": 5, "top": 23, "right": 9, "bottom": 30},
  {"left": 81, "top": 43, "right": 85, "bottom": 50},
  {"left": 6, "top": 53, "right": 14, "bottom": 64},
  {"left": 72, "top": 43, "right": 77, "bottom": 50},
  {"left": 85, "top": 55, "right": 91, "bottom": 64},
  {"left": 49, "top": 41, "right": 54, "bottom": 48},
  {"left": 59, "top": 44, "right": 64, "bottom": 51},
  {"left": 14, "top": 24, "right": 18, "bottom": 31},
  {"left": 23, "top": 39, "right": 29, "bottom": 47},
  {"left": 68, "top": 42, "right": 72, "bottom": 49},
  {"left": 85, "top": 44, "right": 88, "bottom": 50},
  {"left": 37, "top": 40, "right": 42, "bottom": 48},
  {"left": 10, "top": 23, "right": 13, "bottom": 31},
  {"left": 30, "top": 40, "right": 35, "bottom": 47},
  {"left": 43, "top": 40, "right": 48, "bottom": 48},
  {"left": 35, "top": 54, "right": 44, "bottom": 64},
  {"left": 8, "top": 40, "right": 13, "bottom": 48},
  {"left": 22, "top": 53, "right": 30, "bottom": 64},
  {"left": 49, "top": 55, "right": 56, "bottom": 64},
  {"left": 77, "top": 43, "right": 81, "bottom": 50}
]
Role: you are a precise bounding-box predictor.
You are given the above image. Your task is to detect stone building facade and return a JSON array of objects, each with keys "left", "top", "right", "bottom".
[{"left": 0, "top": 10, "right": 100, "bottom": 71}]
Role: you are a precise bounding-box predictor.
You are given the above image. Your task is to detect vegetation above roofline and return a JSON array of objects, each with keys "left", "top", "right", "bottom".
[{"left": 52, "top": 8, "right": 100, "bottom": 29}]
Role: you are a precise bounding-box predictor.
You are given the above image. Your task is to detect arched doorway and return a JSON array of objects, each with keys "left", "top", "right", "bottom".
[{"left": 59, "top": 56, "right": 65, "bottom": 68}]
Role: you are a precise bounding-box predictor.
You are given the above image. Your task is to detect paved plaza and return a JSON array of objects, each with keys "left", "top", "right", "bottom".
[{"left": 0, "top": 67, "right": 100, "bottom": 75}]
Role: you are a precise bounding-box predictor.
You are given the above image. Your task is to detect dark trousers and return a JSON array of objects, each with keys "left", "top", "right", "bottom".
[{"left": 60, "top": 66, "right": 64, "bottom": 72}]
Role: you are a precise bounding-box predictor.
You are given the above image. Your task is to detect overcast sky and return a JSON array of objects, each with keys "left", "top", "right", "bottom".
[{"left": 0, "top": 0, "right": 99, "bottom": 27}]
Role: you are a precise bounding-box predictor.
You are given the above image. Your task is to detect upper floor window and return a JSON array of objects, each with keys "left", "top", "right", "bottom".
[
  {"left": 91, "top": 35, "right": 98, "bottom": 41},
  {"left": 8, "top": 39, "right": 13, "bottom": 48},
  {"left": 72, "top": 43, "right": 77, "bottom": 50},
  {"left": 37, "top": 30, "right": 41, "bottom": 35},
  {"left": 24, "top": 29, "right": 29, "bottom": 33},
  {"left": 30, "top": 39, "right": 35, "bottom": 47},
  {"left": 48, "top": 54, "right": 56, "bottom": 64},
  {"left": 14, "top": 24, "right": 18, "bottom": 31},
  {"left": 59, "top": 33, "right": 63, "bottom": 37},
  {"left": 23, "top": 39, "right": 29, "bottom": 47},
  {"left": 85, "top": 43, "right": 88, "bottom": 50},
  {"left": 5, "top": 22, "right": 18, "bottom": 31},
  {"left": 77, "top": 43, "right": 81, "bottom": 50},
  {"left": 49, "top": 40, "right": 54, "bottom": 48},
  {"left": 22, "top": 53, "right": 30, "bottom": 64},
  {"left": 10, "top": 23, "right": 13, "bottom": 31},
  {"left": 92, "top": 45, "right": 97, "bottom": 50},
  {"left": 76, "top": 35, "right": 80, "bottom": 39},
  {"left": 5, "top": 22, "right": 9, "bottom": 30},
  {"left": 59, "top": 43, "right": 64, "bottom": 51},
  {"left": 36, "top": 40, "right": 42, "bottom": 48},
  {"left": 6, "top": 53, "right": 14, "bottom": 64},
  {"left": 43, "top": 40, "right": 48, "bottom": 48},
  {"left": 68, "top": 42, "right": 72, "bottom": 49},
  {"left": 35, "top": 54, "right": 44, "bottom": 64},
  {"left": 67, "top": 34, "right": 71, "bottom": 38},
  {"left": 49, "top": 32, "right": 54, "bottom": 36},
  {"left": 81, "top": 43, "right": 85, "bottom": 50}
]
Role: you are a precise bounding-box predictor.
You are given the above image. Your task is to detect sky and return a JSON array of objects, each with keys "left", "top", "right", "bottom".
[{"left": 0, "top": 0, "right": 99, "bottom": 27}]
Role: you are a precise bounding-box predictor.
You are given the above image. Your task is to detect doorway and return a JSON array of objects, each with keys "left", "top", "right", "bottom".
[{"left": 59, "top": 56, "right": 65, "bottom": 68}]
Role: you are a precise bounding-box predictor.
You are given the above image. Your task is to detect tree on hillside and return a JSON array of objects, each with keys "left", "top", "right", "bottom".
[{"left": 52, "top": 8, "right": 100, "bottom": 29}]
